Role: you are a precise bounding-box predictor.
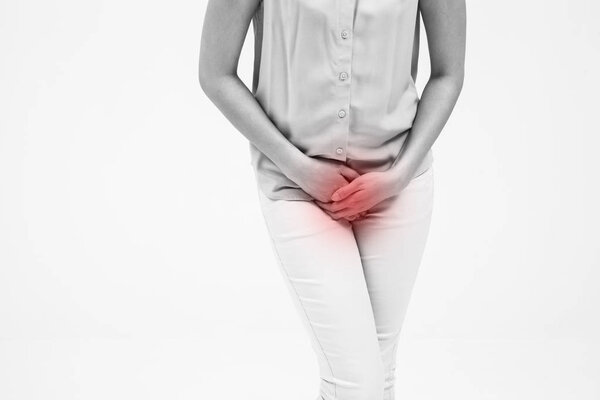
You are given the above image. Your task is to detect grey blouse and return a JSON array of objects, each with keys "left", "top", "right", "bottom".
[{"left": 250, "top": 0, "right": 433, "bottom": 201}]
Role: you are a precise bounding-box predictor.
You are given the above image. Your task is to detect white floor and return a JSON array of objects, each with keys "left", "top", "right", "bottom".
[{"left": 1, "top": 335, "right": 598, "bottom": 400}]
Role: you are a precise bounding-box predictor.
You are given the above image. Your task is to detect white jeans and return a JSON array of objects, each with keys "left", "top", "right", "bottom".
[{"left": 256, "top": 165, "right": 434, "bottom": 400}]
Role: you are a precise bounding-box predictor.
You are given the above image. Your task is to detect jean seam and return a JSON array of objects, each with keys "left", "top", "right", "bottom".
[
  {"left": 387, "top": 339, "right": 400, "bottom": 400},
  {"left": 260, "top": 209, "right": 337, "bottom": 400}
]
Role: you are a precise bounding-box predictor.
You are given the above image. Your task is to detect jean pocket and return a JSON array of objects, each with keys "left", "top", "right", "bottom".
[{"left": 409, "top": 164, "right": 433, "bottom": 183}]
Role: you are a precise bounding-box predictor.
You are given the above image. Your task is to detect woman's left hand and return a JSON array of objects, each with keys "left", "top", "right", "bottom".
[{"left": 314, "top": 170, "right": 401, "bottom": 221}]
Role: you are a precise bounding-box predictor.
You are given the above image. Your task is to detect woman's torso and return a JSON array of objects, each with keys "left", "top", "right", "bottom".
[{"left": 250, "top": 0, "right": 433, "bottom": 201}]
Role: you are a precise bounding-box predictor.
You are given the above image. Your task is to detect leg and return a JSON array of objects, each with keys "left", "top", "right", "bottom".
[
  {"left": 351, "top": 166, "right": 435, "bottom": 400},
  {"left": 256, "top": 188, "right": 385, "bottom": 400}
]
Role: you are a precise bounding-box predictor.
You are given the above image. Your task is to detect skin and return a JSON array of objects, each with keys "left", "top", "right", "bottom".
[{"left": 199, "top": 0, "right": 465, "bottom": 222}]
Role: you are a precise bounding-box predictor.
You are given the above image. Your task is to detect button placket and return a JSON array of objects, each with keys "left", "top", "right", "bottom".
[{"left": 333, "top": 0, "right": 355, "bottom": 161}]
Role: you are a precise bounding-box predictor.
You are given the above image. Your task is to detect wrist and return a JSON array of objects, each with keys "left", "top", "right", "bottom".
[{"left": 277, "top": 145, "right": 309, "bottom": 181}]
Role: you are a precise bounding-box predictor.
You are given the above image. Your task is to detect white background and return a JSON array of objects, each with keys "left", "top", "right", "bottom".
[{"left": 1, "top": 1, "right": 599, "bottom": 399}]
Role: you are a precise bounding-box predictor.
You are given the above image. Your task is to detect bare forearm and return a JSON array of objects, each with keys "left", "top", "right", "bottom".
[
  {"left": 389, "top": 0, "right": 466, "bottom": 191},
  {"left": 389, "top": 74, "right": 463, "bottom": 186},
  {"left": 200, "top": 74, "right": 307, "bottom": 178}
]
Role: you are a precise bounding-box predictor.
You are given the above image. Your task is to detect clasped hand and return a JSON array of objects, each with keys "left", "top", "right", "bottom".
[
  {"left": 315, "top": 170, "right": 396, "bottom": 221},
  {"left": 284, "top": 156, "right": 401, "bottom": 222}
]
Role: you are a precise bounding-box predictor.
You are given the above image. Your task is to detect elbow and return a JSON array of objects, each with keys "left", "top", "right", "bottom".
[
  {"left": 198, "top": 46, "right": 236, "bottom": 97},
  {"left": 198, "top": 43, "right": 212, "bottom": 94},
  {"left": 198, "top": 64, "right": 235, "bottom": 99},
  {"left": 452, "top": 72, "right": 464, "bottom": 97},
  {"left": 454, "top": 69, "right": 465, "bottom": 93},
  {"left": 198, "top": 56, "right": 221, "bottom": 97},
  {"left": 198, "top": 66, "right": 215, "bottom": 97},
  {"left": 432, "top": 68, "right": 464, "bottom": 96}
]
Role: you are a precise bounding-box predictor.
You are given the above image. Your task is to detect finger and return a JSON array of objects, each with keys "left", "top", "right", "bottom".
[
  {"left": 331, "top": 180, "right": 362, "bottom": 201},
  {"left": 316, "top": 201, "right": 352, "bottom": 217},
  {"left": 314, "top": 199, "right": 348, "bottom": 212},
  {"left": 349, "top": 212, "right": 365, "bottom": 220},
  {"left": 314, "top": 197, "right": 365, "bottom": 221},
  {"left": 333, "top": 203, "right": 369, "bottom": 218},
  {"left": 346, "top": 211, "right": 365, "bottom": 220},
  {"left": 316, "top": 198, "right": 356, "bottom": 213},
  {"left": 331, "top": 189, "right": 368, "bottom": 212},
  {"left": 322, "top": 208, "right": 343, "bottom": 221},
  {"left": 332, "top": 205, "right": 368, "bottom": 220},
  {"left": 315, "top": 202, "right": 353, "bottom": 221},
  {"left": 314, "top": 199, "right": 334, "bottom": 210},
  {"left": 338, "top": 165, "right": 360, "bottom": 181}
]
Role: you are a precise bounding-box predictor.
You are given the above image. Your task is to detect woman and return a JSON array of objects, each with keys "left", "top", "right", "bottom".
[{"left": 199, "top": 0, "right": 465, "bottom": 399}]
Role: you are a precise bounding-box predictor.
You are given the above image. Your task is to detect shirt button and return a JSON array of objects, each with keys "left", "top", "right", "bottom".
[
  {"left": 338, "top": 109, "right": 347, "bottom": 118},
  {"left": 339, "top": 72, "right": 349, "bottom": 81},
  {"left": 336, "top": 147, "right": 344, "bottom": 155},
  {"left": 341, "top": 30, "right": 349, "bottom": 39}
]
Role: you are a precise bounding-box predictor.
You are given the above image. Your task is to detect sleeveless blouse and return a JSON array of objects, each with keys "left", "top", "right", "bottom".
[{"left": 250, "top": 0, "right": 433, "bottom": 201}]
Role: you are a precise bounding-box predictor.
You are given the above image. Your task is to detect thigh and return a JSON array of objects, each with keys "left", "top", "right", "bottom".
[
  {"left": 351, "top": 166, "right": 435, "bottom": 355},
  {"left": 256, "top": 189, "right": 384, "bottom": 398}
]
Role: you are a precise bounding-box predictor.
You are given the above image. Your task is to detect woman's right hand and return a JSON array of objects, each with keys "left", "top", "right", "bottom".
[{"left": 285, "top": 156, "right": 361, "bottom": 204}]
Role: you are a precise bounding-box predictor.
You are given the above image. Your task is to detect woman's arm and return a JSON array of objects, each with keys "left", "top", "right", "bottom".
[
  {"left": 388, "top": 0, "right": 466, "bottom": 191},
  {"left": 411, "top": 7, "right": 421, "bottom": 83},
  {"left": 198, "top": 0, "right": 307, "bottom": 179}
]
